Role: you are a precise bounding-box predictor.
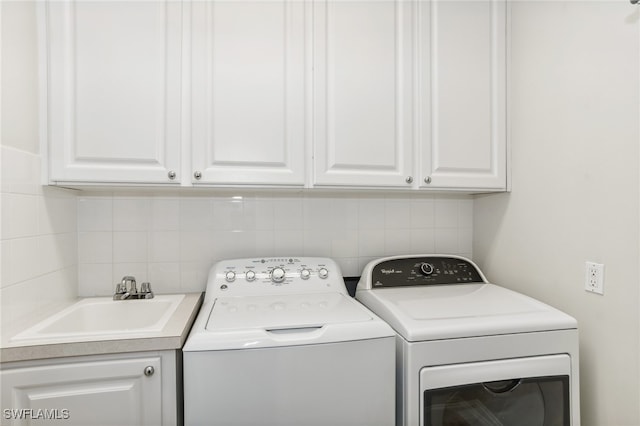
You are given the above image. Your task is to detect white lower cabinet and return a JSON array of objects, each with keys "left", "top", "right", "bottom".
[{"left": 0, "top": 351, "right": 179, "bottom": 426}]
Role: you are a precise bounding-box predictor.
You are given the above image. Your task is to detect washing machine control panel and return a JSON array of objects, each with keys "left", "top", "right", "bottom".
[
  {"left": 205, "top": 257, "right": 345, "bottom": 299},
  {"left": 370, "top": 256, "right": 484, "bottom": 288}
]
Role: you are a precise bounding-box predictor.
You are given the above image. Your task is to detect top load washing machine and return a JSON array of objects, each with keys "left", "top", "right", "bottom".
[
  {"left": 355, "top": 255, "right": 579, "bottom": 426},
  {"left": 183, "top": 257, "right": 396, "bottom": 426}
]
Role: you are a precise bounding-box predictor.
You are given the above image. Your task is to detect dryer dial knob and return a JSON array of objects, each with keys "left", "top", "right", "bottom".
[
  {"left": 225, "top": 271, "right": 236, "bottom": 282},
  {"left": 271, "top": 267, "right": 286, "bottom": 283},
  {"left": 420, "top": 263, "right": 434, "bottom": 276}
]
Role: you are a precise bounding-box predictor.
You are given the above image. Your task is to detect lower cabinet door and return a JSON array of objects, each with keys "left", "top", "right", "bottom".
[{"left": 1, "top": 356, "right": 162, "bottom": 426}]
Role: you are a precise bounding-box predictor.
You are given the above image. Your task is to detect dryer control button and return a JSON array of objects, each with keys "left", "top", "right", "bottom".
[{"left": 420, "top": 263, "right": 434, "bottom": 276}]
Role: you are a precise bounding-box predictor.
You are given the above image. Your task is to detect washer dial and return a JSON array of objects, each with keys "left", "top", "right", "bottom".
[{"left": 270, "top": 267, "right": 286, "bottom": 283}]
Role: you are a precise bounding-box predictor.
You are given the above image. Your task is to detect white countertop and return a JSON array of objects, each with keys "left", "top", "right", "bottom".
[{"left": 0, "top": 293, "right": 203, "bottom": 363}]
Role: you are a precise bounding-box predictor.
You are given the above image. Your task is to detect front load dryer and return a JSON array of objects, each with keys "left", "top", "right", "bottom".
[
  {"left": 183, "top": 257, "right": 395, "bottom": 426},
  {"left": 355, "top": 255, "right": 579, "bottom": 426}
]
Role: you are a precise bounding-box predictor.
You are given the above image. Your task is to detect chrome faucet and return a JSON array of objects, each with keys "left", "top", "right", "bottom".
[{"left": 113, "top": 276, "right": 154, "bottom": 300}]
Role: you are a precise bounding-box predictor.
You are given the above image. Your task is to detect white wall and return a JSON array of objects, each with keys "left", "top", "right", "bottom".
[
  {"left": 0, "top": 2, "right": 78, "bottom": 333},
  {"left": 77, "top": 192, "right": 473, "bottom": 295},
  {"left": 474, "top": 2, "right": 640, "bottom": 425}
]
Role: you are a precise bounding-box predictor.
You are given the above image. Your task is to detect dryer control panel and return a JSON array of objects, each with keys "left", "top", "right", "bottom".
[{"left": 369, "top": 256, "right": 485, "bottom": 288}]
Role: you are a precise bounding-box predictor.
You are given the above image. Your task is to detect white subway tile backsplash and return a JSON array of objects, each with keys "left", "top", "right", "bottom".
[
  {"left": 330, "top": 229, "right": 358, "bottom": 258},
  {"left": 384, "top": 229, "right": 414, "bottom": 256},
  {"left": 6, "top": 237, "right": 40, "bottom": 285},
  {"left": 113, "top": 232, "right": 148, "bottom": 263},
  {"left": 78, "top": 197, "right": 113, "bottom": 232},
  {"left": 435, "top": 198, "right": 460, "bottom": 228},
  {"left": 70, "top": 192, "right": 474, "bottom": 295},
  {"left": 149, "top": 231, "right": 180, "bottom": 263},
  {"left": 434, "top": 228, "right": 459, "bottom": 254},
  {"left": 148, "top": 262, "right": 181, "bottom": 293},
  {"left": 181, "top": 231, "right": 214, "bottom": 263},
  {"left": 113, "top": 198, "right": 150, "bottom": 231},
  {"left": 150, "top": 198, "right": 180, "bottom": 231},
  {"left": 2, "top": 193, "right": 39, "bottom": 239},
  {"left": 40, "top": 192, "right": 78, "bottom": 234},
  {"left": 78, "top": 263, "right": 113, "bottom": 297},
  {"left": 384, "top": 199, "right": 412, "bottom": 230},
  {"left": 410, "top": 228, "right": 436, "bottom": 253},
  {"left": 358, "top": 198, "right": 385, "bottom": 229},
  {"left": 180, "top": 198, "right": 213, "bottom": 231},
  {"left": 273, "top": 199, "right": 304, "bottom": 230},
  {"left": 410, "top": 198, "right": 435, "bottom": 228},
  {"left": 78, "top": 232, "right": 113, "bottom": 264},
  {"left": 273, "top": 230, "right": 304, "bottom": 255},
  {"left": 358, "top": 231, "right": 385, "bottom": 257},
  {"left": 303, "top": 229, "right": 333, "bottom": 256},
  {"left": 459, "top": 199, "right": 474, "bottom": 228},
  {"left": 212, "top": 199, "right": 245, "bottom": 231}
]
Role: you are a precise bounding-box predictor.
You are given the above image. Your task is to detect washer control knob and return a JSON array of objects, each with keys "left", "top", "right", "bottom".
[
  {"left": 245, "top": 270, "right": 256, "bottom": 282},
  {"left": 300, "top": 269, "right": 311, "bottom": 280},
  {"left": 271, "top": 267, "right": 286, "bottom": 283},
  {"left": 318, "top": 268, "right": 329, "bottom": 279},
  {"left": 225, "top": 271, "right": 236, "bottom": 282},
  {"left": 420, "top": 263, "right": 434, "bottom": 276}
]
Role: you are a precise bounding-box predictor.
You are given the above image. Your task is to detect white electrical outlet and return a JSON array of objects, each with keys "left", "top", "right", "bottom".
[{"left": 585, "top": 261, "right": 604, "bottom": 295}]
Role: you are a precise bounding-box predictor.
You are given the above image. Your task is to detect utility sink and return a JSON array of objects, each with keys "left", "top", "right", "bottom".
[{"left": 11, "top": 295, "right": 185, "bottom": 343}]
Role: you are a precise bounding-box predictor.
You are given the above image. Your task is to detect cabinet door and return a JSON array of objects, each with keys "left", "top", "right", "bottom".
[
  {"left": 1, "top": 357, "right": 161, "bottom": 426},
  {"left": 190, "top": 0, "right": 306, "bottom": 186},
  {"left": 419, "top": 0, "right": 507, "bottom": 190},
  {"left": 46, "top": 1, "right": 182, "bottom": 184},
  {"left": 313, "top": 0, "right": 414, "bottom": 188}
]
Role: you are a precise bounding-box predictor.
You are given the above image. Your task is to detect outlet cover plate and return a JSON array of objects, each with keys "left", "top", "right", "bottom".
[{"left": 585, "top": 261, "right": 604, "bottom": 295}]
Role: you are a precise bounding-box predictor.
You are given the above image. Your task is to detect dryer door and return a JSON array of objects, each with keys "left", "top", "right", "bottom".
[{"left": 420, "top": 355, "right": 571, "bottom": 426}]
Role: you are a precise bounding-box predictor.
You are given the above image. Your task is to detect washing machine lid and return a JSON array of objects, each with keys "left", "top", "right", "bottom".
[
  {"left": 207, "top": 293, "right": 370, "bottom": 331},
  {"left": 356, "top": 283, "right": 577, "bottom": 342},
  {"left": 184, "top": 292, "right": 395, "bottom": 351}
]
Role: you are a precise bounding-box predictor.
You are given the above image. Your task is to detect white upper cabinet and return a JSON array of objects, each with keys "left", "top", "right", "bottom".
[
  {"left": 312, "top": 0, "right": 414, "bottom": 188},
  {"left": 190, "top": 0, "right": 306, "bottom": 186},
  {"left": 42, "top": 0, "right": 507, "bottom": 191},
  {"left": 419, "top": 0, "right": 507, "bottom": 190},
  {"left": 46, "top": 1, "right": 182, "bottom": 184}
]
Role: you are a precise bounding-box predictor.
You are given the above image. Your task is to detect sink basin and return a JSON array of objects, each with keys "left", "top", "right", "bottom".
[{"left": 11, "top": 295, "right": 185, "bottom": 343}]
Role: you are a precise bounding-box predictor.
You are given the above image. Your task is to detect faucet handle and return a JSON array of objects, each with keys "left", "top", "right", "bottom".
[
  {"left": 140, "top": 282, "right": 154, "bottom": 299},
  {"left": 114, "top": 283, "right": 126, "bottom": 294}
]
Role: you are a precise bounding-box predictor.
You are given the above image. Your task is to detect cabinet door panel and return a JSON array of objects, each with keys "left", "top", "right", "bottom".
[
  {"left": 47, "top": 1, "right": 182, "bottom": 184},
  {"left": 420, "top": 0, "right": 506, "bottom": 190},
  {"left": 1, "top": 357, "right": 161, "bottom": 426},
  {"left": 313, "top": 0, "right": 413, "bottom": 188},
  {"left": 191, "top": 0, "right": 305, "bottom": 185}
]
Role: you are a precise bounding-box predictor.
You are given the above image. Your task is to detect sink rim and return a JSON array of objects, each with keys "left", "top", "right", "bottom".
[{"left": 10, "top": 294, "right": 185, "bottom": 343}]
